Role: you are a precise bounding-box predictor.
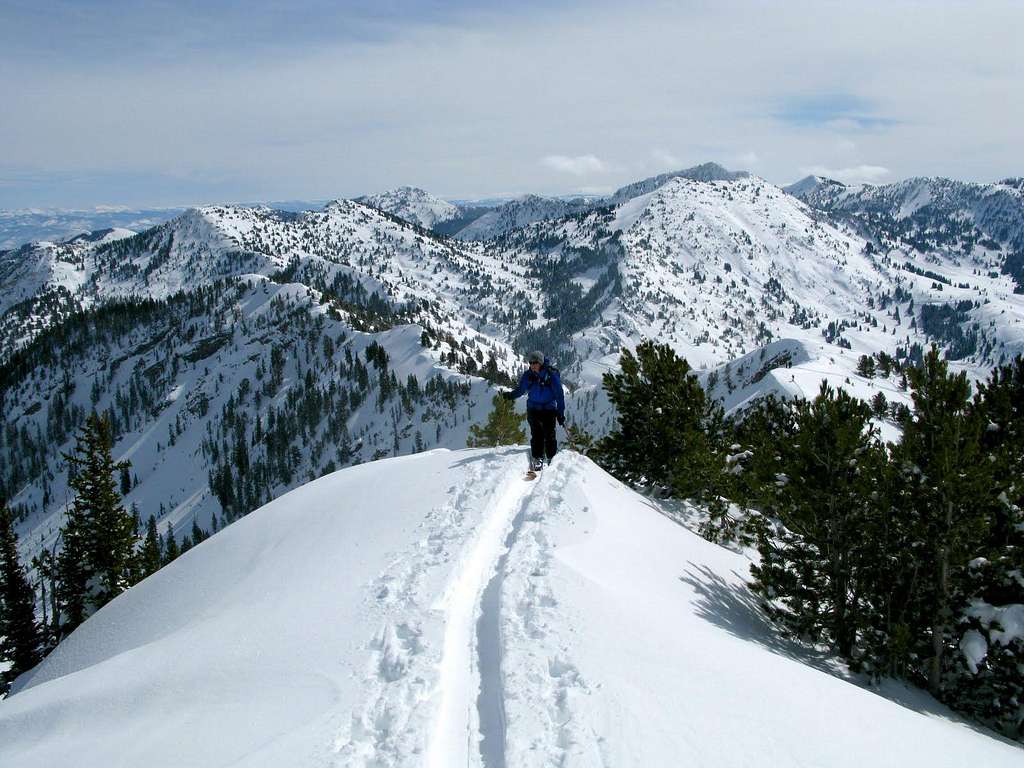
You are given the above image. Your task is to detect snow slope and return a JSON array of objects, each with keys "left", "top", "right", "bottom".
[{"left": 1, "top": 449, "right": 1018, "bottom": 767}]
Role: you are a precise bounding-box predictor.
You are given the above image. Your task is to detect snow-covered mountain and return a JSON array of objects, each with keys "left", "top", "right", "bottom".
[
  {"left": 4, "top": 165, "right": 1024, "bottom": 575},
  {"left": 0, "top": 228, "right": 136, "bottom": 315},
  {"left": 487, "top": 173, "right": 1024, "bottom": 402},
  {"left": 0, "top": 202, "right": 336, "bottom": 254},
  {"left": 357, "top": 186, "right": 462, "bottom": 230},
  {"left": 1, "top": 449, "right": 1019, "bottom": 767},
  {"left": 0, "top": 199, "right": 520, "bottom": 359},
  {"left": 452, "top": 194, "right": 593, "bottom": 241},
  {"left": 787, "top": 175, "right": 1024, "bottom": 291}
]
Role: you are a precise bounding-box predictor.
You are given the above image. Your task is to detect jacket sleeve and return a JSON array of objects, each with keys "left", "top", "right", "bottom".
[
  {"left": 552, "top": 370, "right": 565, "bottom": 416},
  {"left": 508, "top": 371, "right": 528, "bottom": 399}
]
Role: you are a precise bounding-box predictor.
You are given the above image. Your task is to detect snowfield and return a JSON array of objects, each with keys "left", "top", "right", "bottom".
[{"left": 1, "top": 449, "right": 1019, "bottom": 767}]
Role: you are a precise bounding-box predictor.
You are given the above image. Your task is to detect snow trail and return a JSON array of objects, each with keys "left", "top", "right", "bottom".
[
  {"left": 476, "top": 498, "right": 529, "bottom": 768},
  {"left": 425, "top": 455, "right": 534, "bottom": 768}
]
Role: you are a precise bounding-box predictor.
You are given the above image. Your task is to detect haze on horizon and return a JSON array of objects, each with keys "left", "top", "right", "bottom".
[{"left": 1, "top": 0, "right": 1021, "bottom": 209}]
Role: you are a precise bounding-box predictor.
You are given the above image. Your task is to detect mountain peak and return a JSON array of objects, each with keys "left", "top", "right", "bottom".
[
  {"left": 357, "top": 186, "right": 459, "bottom": 229},
  {"left": 609, "top": 161, "right": 749, "bottom": 204},
  {"left": 783, "top": 174, "right": 847, "bottom": 199}
]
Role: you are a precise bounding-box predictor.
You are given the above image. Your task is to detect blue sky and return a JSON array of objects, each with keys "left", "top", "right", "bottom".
[{"left": 1, "top": 0, "right": 1021, "bottom": 208}]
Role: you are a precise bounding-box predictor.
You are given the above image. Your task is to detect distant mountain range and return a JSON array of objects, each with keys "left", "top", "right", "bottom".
[
  {"left": 2, "top": 160, "right": 1022, "bottom": 572},
  {"left": 0, "top": 200, "right": 330, "bottom": 250}
]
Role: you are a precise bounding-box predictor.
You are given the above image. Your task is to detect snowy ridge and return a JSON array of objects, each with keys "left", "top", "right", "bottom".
[{"left": 1, "top": 449, "right": 1019, "bottom": 766}]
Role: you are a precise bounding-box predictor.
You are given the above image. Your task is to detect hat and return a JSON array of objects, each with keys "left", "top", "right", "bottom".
[{"left": 528, "top": 350, "right": 544, "bottom": 364}]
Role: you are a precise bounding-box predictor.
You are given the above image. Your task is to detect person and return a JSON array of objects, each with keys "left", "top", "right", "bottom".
[{"left": 503, "top": 350, "right": 565, "bottom": 472}]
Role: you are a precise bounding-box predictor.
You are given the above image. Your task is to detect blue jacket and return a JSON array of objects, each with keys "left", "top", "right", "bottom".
[{"left": 509, "top": 359, "right": 564, "bottom": 416}]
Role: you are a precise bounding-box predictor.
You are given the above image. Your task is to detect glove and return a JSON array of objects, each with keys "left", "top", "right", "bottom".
[
  {"left": 557, "top": 414, "right": 565, "bottom": 426},
  {"left": 501, "top": 391, "right": 514, "bottom": 401}
]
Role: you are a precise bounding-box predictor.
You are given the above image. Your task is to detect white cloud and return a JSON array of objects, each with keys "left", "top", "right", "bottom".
[
  {"left": 540, "top": 154, "right": 610, "bottom": 176},
  {"left": 800, "top": 164, "right": 891, "bottom": 185}
]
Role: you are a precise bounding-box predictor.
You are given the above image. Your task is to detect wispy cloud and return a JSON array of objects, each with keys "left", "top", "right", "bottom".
[
  {"left": 541, "top": 154, "right": 610, "bottom": 176},
  {"left": 800, "top": 164, "right": 891, "bottom": 185}
]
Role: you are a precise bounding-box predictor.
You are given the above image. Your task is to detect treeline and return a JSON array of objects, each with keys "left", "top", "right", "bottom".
[
  {"left": 592, "top": 341, "right": 1023, "bottom": 740},
  {"left": 0, "top": 413, "right": 204, "bottom": 694}
]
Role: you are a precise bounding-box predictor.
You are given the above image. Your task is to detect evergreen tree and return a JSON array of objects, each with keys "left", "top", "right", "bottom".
[
  {"left": 595, "top": 342, "right": 724, "bottom": 500},
  {"left": 870, "top": 391, "right": 888, "bottom": 418},
  {"left": 751, "top": 382, "right": 886, "bottom": 657},
  {"left": 562, "top": 422, "right": 595, "bottom": 455},
  {"left": 139, "top": 516, "right": 163, "bottom": 578},
  {"left": 0, "top": 504, "right": 43, "bottom": 692},
  {"left": 466, "top": 394, "right": 526, "bottom": 447},
  {"left": 56, "top": 413, "right": 139, "bottom": 635},
  {"left": 856, "top": 354, "right": 877, "bottom": 378},
  {"left": 944, "top": 356, "right": 1024, "bottom": 738},
  {"left": 896, "top": 346, "right": 990, "bottom": 694},
  {"left": 163, "top": 529, "right": 180, "bottom": 565}
]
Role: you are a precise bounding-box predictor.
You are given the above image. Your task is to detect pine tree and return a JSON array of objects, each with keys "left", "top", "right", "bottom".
[
  {"left": 466, "top": 394, "right": 526, "bottom": 447},
  {"left": 140, "top": 516, "right": 163, "bottom": 578},
  {"left": 750, "top": 382, "right": 885, "bottom": 657},
  {"left": 0, "top": 505, "right": 43, "bottom": 692},
  {"left": 856, "top": 354, "right": 877, "bottom": 378},
  {"left": 56, "top": 413, "right": 139, "bottom": 635},
  {"left": 595, "top": 342, "right": 724, "bottom": 500},
  {"left": 870, "top": 391, "right": 888, "bottom": 418},
  {"left": 163, "top": 529, "right": 179, "bottom": 565},
  {"left": 945, "top": 356, "right": 1024, "bottom": 738},
  {"left": 897, "top": 346, "right": 990, "bottom": 694}
]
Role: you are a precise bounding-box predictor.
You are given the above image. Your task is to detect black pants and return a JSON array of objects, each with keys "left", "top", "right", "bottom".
[{"left": 527, "top": 409, "right": 558, "bottom": 460}]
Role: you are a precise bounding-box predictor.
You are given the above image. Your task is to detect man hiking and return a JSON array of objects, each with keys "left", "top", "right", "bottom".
[{"left": 503, "top": 350, "right": 565, "bottom": 474}]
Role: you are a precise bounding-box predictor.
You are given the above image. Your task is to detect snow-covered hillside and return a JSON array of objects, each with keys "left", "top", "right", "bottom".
[
  {"left": 0, "top": 449, "right": 1018, "bottom": 767},
  {"left": 1, "top": 272, "right": 519, "bottom": 566},
  {"left": 0, "top": 228, "right": 136, "bottom": 315},
  {"left": 358, "top": 187, "right": 461, "bottom": 230}
]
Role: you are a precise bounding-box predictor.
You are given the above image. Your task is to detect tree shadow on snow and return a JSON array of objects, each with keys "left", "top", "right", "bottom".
[
  {"left": 679, "top": 563, "right": 1023, "bottom": 747},
  {"left": 679, "top": 563, "right": 846, "bottom": 679}
]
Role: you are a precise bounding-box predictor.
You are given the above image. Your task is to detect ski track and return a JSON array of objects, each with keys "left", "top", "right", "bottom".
[
  {"left": 333, "top": 451, "right": 534, "bottom": 767},
  {"left": 502, "top": 454, "right": 592, "bottom": 767},
  {"left": 333, "top": 451, "right": 593, "bottom": 767},
  {"left": 334, "top": 454, "right": 499, "bottom": 766},
  {"left": 425, "top": 458, "right": 534, "bottom": 768}
]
